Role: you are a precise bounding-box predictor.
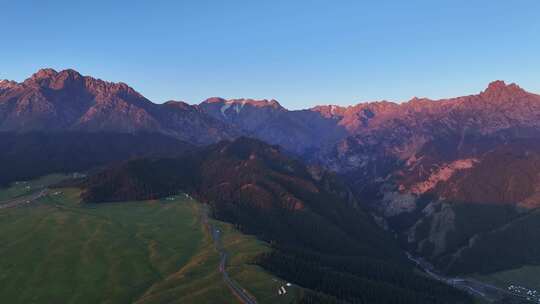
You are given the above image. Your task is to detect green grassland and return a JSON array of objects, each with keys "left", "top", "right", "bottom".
[
  {"left": 0, "top": 184, "right": 299, "bottom": 304},
  {"left": 0, "top": 174, "right": 69, "bottom": 202},
  {"left": 474, "top": 265, "right": 540, "bottom": 291},
  {"left": 212, "top": 219, "right": 300, "bottom": 304}
]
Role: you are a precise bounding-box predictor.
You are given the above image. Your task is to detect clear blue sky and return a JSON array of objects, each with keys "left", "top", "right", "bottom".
[{"left": 1, "top": 0, "right": 539, "bottom": 109}]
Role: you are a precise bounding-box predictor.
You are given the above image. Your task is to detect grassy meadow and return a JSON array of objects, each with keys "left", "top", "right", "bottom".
[
  {"left": 0, "top": 174, "right": 68, "bottom": 202},
  {"left": 0, "top": 181, "right": 298, "bottom": 304}
]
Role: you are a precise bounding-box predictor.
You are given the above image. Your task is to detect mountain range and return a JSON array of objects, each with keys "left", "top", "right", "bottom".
[
  {"left": 5, "top": 70, "right": 540, "bottom": 207},
  {"left": 3, "top": 68, "right": 540, "bottom": 303},
  {"left": 0, "top": 69, "right": 234, "bottom": 145}
]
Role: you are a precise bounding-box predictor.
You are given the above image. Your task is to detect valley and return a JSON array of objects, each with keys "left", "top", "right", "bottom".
[
  {"left": 475, "top": 266, "right": 540, "bottom": 302},
  {"left": 80, "top": 137, "right": 474, "bottom": 304},
  {"left": 3, "top": 2, "right": 540, "bottom": 302},
  {"left": 407, "top": 253, "right": 532, "bottom": 303},
  {"left": 0, "top": 179, "right": 296, "bottom": 304},
  {"left": 2, "top": 68, "right": 540, "bottom": 303}
]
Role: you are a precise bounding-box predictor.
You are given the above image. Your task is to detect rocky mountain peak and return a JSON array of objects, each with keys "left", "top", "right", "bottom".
[
  {"left": 163, "top": 100, "right": 194, "bottom": 111},
  {"left": 0, "top": 79, "right": 19, "bottom": 89},
  {"left": 21, "top": 68, "right": 139, "bottom": 97},
  {"left": 310, "top": 105, "right": 347, "bottom": 117},
  {"left": 480, "top": 80, "right": 528, "bottom": 101},
  {"left": 232, "top": 98, "right": 283, "bottom": 109},
  {"left": 164, "top": 100, "right": 190, "bottom": 106},
  {"left": 202, "top": 97, "right": 227, "bottom": 104},
  {"left": 24, "top": 68, "right": 85, "bottom": 90},
  {"left": 0, "top": 80, "right": 20, "bottom": 96},
  {"left": 30, "top": 68, "right": 59, "bottom": 80}
]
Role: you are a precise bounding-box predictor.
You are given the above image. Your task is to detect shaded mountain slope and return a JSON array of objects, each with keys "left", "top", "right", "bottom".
[
  {"left": 199, "top": 98, "right": 348, "bottom": 155},
  {"left": 309, "top": 83, "right": 540, "bottom": 279},
  {"left": 0, "top": 132, "right": 191, "bottom": 187},
  {"left": 443, "top": 208, "right": 540, "bottom": 275},
  {"left": 379, "top": 133, "right": 540, "bottom": 276},
  {"left": 82, "top": 137, "right": 471, "bottom": 304}
]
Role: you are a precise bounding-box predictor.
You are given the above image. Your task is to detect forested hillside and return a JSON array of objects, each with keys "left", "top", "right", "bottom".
[{"left": 82, "top": 137, "right": 472, "bottom": 304}]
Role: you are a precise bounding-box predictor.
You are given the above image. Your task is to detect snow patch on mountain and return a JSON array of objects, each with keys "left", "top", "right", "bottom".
[
  {"left": 220, "top": 100, "right": 247, "bottom": 117},
  {"left": 220, "top": 103, "right": 233, "bottom": 117}
]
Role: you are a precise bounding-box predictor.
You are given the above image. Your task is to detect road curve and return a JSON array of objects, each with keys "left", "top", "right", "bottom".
[{"left": 202, "top": 205, "right": 258, "bottom": 304}]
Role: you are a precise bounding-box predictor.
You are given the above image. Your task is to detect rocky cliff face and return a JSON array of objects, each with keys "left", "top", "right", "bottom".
[
  {"left": 317, "top": 82, "right": 540, "bottom": 275},
  {"left": 320, "top": 82, "right": 540, "bottom": 204}
]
